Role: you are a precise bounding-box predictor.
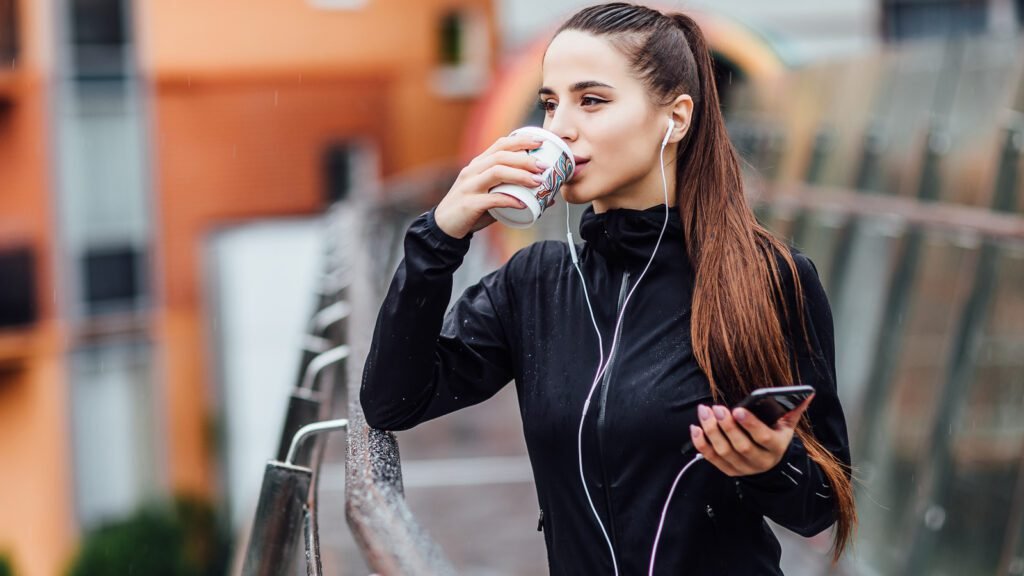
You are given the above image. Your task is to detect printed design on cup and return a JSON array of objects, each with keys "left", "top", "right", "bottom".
[{"left": 535, "top": 152, "right": 575, "bottom": 211}]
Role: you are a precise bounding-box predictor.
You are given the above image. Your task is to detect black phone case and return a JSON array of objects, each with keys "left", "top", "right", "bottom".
[{"left": 736, "top": 391, "right": 812, "bottom": 428}]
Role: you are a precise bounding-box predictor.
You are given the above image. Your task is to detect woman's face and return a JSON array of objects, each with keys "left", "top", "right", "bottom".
[{"left": 540, "top": 30, "right": 679, "bottom": 211}]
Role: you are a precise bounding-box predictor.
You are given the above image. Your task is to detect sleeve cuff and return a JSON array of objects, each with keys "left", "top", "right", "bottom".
[
  {"left": 738, "top": 436, "right": 806, "bottom": 493},
  {"left": 423, "top": 208, "right": 473, "bottom": 251},
  {"left": 401, "top": 208, "right": 474, "bottom": 274}
]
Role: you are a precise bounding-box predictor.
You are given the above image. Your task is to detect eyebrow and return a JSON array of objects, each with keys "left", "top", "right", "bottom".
[{"left": 538, "top": 80, "right": 615, "bottom": 96}]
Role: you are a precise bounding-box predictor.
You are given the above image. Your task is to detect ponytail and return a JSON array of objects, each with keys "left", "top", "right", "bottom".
[{"left": 670, "top": 12, "right": 858, "bottom": 563}]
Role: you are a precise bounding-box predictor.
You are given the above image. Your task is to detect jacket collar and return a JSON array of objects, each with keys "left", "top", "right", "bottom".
[{"left": 578, "top": 203, "right": 687, "bottom": 268}]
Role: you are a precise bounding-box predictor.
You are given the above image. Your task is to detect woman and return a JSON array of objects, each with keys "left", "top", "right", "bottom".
[{"left": 360, "top": 3, "right": 856, "bottom": 574}]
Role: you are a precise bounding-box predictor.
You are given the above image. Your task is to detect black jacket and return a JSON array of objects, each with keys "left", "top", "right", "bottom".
[{"left": 360, "top": 204, "right": 851, "bottom": 575}]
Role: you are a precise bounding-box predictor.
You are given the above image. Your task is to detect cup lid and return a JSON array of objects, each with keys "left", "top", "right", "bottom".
[{"left": 510, "top": 126, "right": 574, "bottom": 165}]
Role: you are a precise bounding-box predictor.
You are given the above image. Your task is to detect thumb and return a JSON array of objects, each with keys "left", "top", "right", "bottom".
[{"left": 777, "top": 393, "right": 814, "bottom": 430}]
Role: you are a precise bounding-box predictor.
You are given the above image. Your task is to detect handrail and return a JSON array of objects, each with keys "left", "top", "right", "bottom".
[
  {"left": 342, "top": 195, "right": 457, "bottom": 575},
  {"left": 760, "top": 180, "right": 1024, "bottom": 240}
]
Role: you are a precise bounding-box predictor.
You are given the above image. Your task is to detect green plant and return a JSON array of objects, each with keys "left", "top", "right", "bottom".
[
  {"left": 66, "top": 495, "right": 229, "bottom": 576},
  {"left": 0, "top": 551, "right": 14, "bottom": 576}
]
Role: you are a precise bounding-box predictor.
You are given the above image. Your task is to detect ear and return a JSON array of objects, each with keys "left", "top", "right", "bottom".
[{"left": 668, "top": 94, "right": 694, "bottom": 144}]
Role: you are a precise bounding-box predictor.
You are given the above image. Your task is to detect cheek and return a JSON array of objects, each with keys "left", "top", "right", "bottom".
[
  {"left": 591, "top": 111, "right": 657, "bottom": 165},
  {"left": 590, "top": 129, "right": 656, "bottom": 186}
]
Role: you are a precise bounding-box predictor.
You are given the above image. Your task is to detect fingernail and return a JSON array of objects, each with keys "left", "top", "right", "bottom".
[
  {"left": 712, "top": 405, "right": 728, "bottom": 421},
  {"left": 535, "top": 160, "right": 551, "bottom": 170},
  {"left": 690, "top": 424, "right": 700, "bottom": 438},
  {"left": 531, "top": 173, "right": 545, "bottom": 183},
  {"left": 698, "top": 404, "right": 711, "bottom": 421},
  {"left": 734, "top": 408, "right": 747, "bottom": 421}
]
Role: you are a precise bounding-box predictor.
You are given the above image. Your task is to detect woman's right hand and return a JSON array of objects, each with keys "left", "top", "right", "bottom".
[{"left": 434, "top": 134, "right": 551, "bottom": 239}]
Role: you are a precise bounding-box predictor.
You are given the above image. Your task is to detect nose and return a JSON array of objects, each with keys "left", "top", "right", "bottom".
[{"left": 546, "top": 108, "right": 577, "bottom": 144}]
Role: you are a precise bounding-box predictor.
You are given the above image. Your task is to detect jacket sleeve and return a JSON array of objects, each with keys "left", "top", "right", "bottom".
[
  {"left": 359, "top": 208, "right": 518, "bottom": 431},
  {"left": 735, "top": 251, "right": 851, "bottom": 538}
]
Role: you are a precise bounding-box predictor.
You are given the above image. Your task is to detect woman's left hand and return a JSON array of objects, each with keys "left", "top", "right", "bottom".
[{"left": 689, "top": 395, "right": 814, "bottom": 477}]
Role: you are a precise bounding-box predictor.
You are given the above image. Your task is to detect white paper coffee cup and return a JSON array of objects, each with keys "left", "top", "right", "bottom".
[{"left": 488, "top": 126, "right": 575, "bottom": 229}]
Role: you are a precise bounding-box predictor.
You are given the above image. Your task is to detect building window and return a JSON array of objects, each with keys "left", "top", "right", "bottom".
[
  {"left": 439, "top": 12, "right": 464, "bottom": 67},
  {"left": 322, "top": 140, "right": 377, "bottom": 204},
  {"left": 70, "top": 0, "right": 130, "bottom": 79},
  {"left": 324, "top": 143, "right": 354, "bottom": 204},
  {"left": 882, "top": 0, "right": 990, "bottom": 41},
  {"left": 81, "top": 244, "right": 146, "bottom": 315},
  {"left": 0, "top": 246, "right": 37, "bottom": 328},
  {"left": 70, "top": 339, "right": 159, "bottom": 529},
  {"left": 432, "top": 9, "right": 490, "bottom": 98},
  {"left": 0, "top": 0, "right": 17, "bottom": 68}
]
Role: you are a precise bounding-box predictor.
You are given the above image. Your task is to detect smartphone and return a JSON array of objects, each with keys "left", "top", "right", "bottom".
[
  {"left": 681, "top": 385, "right": 815, "bottom": 455},
  {"left": 734, "top": 385, "right": 816, "bottom": 428}
]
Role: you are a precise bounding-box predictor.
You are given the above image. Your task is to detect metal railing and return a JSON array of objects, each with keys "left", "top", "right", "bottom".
[
  {"left": 0, "top": 0, "right": 17, "bottom": 69},
  {"left": 341, "top": 195, "right": 457, "bottom": 575},
  {"left": 241, "top": 174, "right": 459, "bottom": 574}
]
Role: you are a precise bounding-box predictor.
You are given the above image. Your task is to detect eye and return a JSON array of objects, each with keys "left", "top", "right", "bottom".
[
  {"left": 536, "top": 99, "right": 556, "bottom": 113},
  {"left": 581, "top": 96, "right": 607, "bottom": 107}
]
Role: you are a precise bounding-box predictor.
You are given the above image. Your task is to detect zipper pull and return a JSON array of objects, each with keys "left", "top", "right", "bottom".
[
  {"left": 705, "top": 504, "right": 715, "bottom": 519},
  {"left": 537, "top": 508, "right": 544, "bottom": 532}
]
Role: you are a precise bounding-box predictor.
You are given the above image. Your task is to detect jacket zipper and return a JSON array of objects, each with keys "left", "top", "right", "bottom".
[{"left": 595, "top": 269, "right": 630, "bottom": 557}]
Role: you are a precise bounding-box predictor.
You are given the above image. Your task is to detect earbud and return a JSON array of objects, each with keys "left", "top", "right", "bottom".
[{"left": 662, "top": 118, "right": 674, "bottom": 149}]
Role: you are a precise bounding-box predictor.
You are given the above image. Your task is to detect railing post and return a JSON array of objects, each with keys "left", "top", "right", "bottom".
[
  {"left": 903, "top": 120, "right": 1023, "bottom": 574},
  {"left": 853, "top": 118, "right": 949, "bottom": 468},
  {"left": 242, "top": 419, "right": 348, "bottom": 576}
]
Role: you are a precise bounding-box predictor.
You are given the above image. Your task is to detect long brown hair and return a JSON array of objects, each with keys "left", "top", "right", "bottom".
[{"left": 558, "top": 3, "right": 857, "bottom": 562}]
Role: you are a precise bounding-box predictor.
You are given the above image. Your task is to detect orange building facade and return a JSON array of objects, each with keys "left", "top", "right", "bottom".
[{"left": 0, "top": 0, "right": 497, "bottom": 573}]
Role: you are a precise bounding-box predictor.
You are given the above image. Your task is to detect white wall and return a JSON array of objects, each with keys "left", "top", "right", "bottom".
[{"left": 204, "top": 218, "right": 323, "bottom": 530}]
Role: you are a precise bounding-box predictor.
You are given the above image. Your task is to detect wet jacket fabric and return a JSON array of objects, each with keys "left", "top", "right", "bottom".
[{"left": 360, "top": 204, "right": 851, "bottom": 575}]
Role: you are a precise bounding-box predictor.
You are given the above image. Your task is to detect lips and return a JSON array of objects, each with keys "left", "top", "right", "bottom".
[{"left": 572, "top": 157, "right": 590, "bottom": 179}]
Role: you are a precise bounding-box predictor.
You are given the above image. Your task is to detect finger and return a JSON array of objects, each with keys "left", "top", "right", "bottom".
[
  {"left": 777, "top": 393, "right": 815, "bottom": 431},
  {"left": 472, "top": 165, "right": 545, "bottom": 192},
  {"left": 474, "top": 150, "right": 549, "bottom": 175},
  {"left": 481, "top": 135, "right": 545, "bottom": 157},
  {"left": 732, "top": 406, "right": 781, "bottom": 452},
  {"left": 698, "top": 404, "right": 735, "bottom": 460},
  {"left": 468, "top": 191, "right": 526, "bottom": 213},
  {"left": 690, "top": 425, "right": 742, "bottom": 476},
  {"left": 711, "top": 405, "right": 765, "bottom": 464}
]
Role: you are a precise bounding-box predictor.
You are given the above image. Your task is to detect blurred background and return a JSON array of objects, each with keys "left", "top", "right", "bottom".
[{"left": 0, "top": 0, "right": 1022, "bottom": 574}]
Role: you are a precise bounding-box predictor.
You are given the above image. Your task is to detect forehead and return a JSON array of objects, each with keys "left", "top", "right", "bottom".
[{"left": 542, "top": 30, "right": 635, "bottom": 90}]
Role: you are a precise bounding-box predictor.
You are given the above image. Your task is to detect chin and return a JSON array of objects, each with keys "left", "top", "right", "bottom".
[{"left": 561, "top": 182, "right": 601, "bottom": 206}]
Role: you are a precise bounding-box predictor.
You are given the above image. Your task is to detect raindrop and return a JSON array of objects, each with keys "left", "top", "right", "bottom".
[{"left": 923, "top": 504, "right": 946, "bottom": 530}]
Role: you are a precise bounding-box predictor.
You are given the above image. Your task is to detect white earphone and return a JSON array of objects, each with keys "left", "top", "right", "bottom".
[
  {"left": 565, "top": 117, "right": 679, "bottom": 576},
  {"left": 566, "top": 118, "right": 674, "bottom": 264}
]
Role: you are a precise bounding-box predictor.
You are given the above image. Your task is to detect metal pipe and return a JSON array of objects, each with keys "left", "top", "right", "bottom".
[
  {"left": 300, "top": 345, "right": 349, "bottom": 391},
  {"left": 309, "top": 301, "right": 351, "bottom": 334},
  {"left": 286, "top": 418, "right": 349, "bottom": 466}
]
